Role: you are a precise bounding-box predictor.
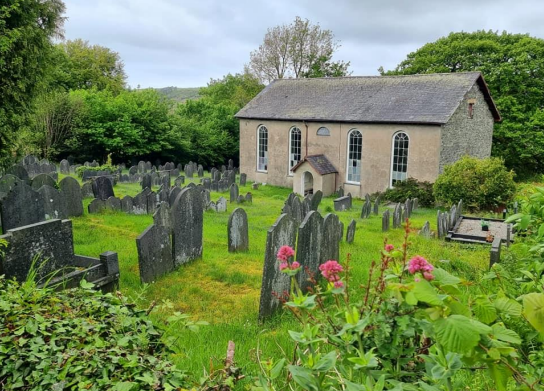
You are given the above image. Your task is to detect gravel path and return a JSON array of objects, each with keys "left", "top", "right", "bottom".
[{"left": 455, "top": 219, "right": 509, "bottom": 241}]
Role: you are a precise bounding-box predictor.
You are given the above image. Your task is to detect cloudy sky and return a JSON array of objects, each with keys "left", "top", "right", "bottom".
[{"left": 62, "top": 0, "right": 543, "bottom": 88}]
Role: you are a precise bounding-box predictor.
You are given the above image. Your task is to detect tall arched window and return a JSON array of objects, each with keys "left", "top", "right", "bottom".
[
  {"left": 257, "top": 125, "right": 268, "bottom": 172},
  {"left": 289, "top": 127, "right": 302, "bottom": 173},
  {"left": 391, "top": 132, "right": 409, "bottom": 186},
  {"left": 347, "top": 129, "right": 362, "bottom": 183}
]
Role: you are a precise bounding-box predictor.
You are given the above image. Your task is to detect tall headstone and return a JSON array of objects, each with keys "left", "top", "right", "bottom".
[
  {"left": 141, "top": 173, "right": 152, "bottom": 190},
  {"left": 296, "top": 211, "right": 324, "bottom": 292},
  {"left": 136, "top": 224, "right": 174, "bottom": 283},
  {"left": 321, "top": 213, "right": 341, "bottom": 264},
  {"left": 382, "top": 210, "right": 390, "bottom": 232},
  {"left": 258, "top": 214, "right": 297, "bottom": 321},
  {"left": 171, "top": 187, "right": 203, "bottom": 266},
  {"left": 92, "top": 176, "right": 115, "bottom": 200},
  {"left": 230, "top": 183, "right": 239, "bottom": 203},
  {"left": 309, "top": 190, "right": 322, "bottom": 211},
  {"left": 81, "top": 182, "right": 94, "bottom": 198},
  {"left": 147, "top": 191, "right": 158, "bottom": 214},
  {"left": 346, "top": 219, "right": 356, "bottom": 243},
  {"left": 228, "top": 208, "right": 249, "bottom": 252},
  {"left": 373, "top": 197, "right": 380, "bottom": 215},
  {"left": 240, "top": 173, "right": 247, "bottom": 186},
  {"left": 0, "top": 182, "right": 44, "bottom": 233},
  {"left": 419, "top": 221, "right": 431, "bottom": 238},
  {"left": 31, "top": 173, "right": 57, "bottom": 190},
  {"left": 38, "top": 185, "right": 68, "bottom": 220},
  {"left": 121, "top": 195, "right": 134, "bottom": 214},
  {"left": 59, "top": 177, "right": 83, "bottom": 217},
  {"left": 137, "top": 161, "right": 146, "bottom": 174},
  {"left": 59, "top": 159, "right": 70, "bottom": 174},
  {"left": 216, "top": 196, "right": 227, "bottom": 212}
]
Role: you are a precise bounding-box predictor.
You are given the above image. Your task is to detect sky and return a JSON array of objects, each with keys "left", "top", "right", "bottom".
[{"left": 62, "top": 0, "right": 544, "bottom": 88}]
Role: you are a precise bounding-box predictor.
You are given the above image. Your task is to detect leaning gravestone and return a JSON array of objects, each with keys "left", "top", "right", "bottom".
[
  {"left": 373, "top": 197, "right": 380, "bottom": 215},
  {"left": 419, "top": 221, "right": 431, "bottom": 238},
  {"left": 59, "top": 177, "right": 83, "bottom": 217},
  {"left": 147, "top": 191, "right": 158, "bottom": 214},
  {"left": 171, "top": 187, "right": 203, "bottom": 266},
  {"left": 321, "top": 213, "right": 341, "bottom": 264},
  {"left": 0, "top": 182, "right": 44, "bottom": 233},
  {"left": 6, "top": 165, "right": 30, "bottom": 184},
  {"left": 296, "top": 211, "right": 324, "bottom": 292},
  {"left": 228, "top": 208, "right": 249, "bottom": 252},
  {"left": 258, "top": 213, "right": 298, "bottom": 321},
  {"left": 0, "top": 174, "right": 22, "bottom": 197},
  {"left": 168, "top": 186, "right": 181, "bottom": 207},
  {"left": 393, "top": 204, "right": 402, "bottom": 228},
  {"left": 346, "top": 219, "right": 356, "bottom": 243},
  {"left": 334, "top": 195, "right": 352, "bottom": 211},
  {"left": 121, "top": 195, "right": 134, "bottom": 214},
  {"left": 136, "top": 224, "right": 174, "bottom": 284},
  {"left": 38, "top": 185, "right": 68, "bottom": 220},
  {"left": 230, "top": 183, "right": 239, "bottom": 203},
  {"left": 153, "top": 202, "right": 171, "bottom": 230},
  {"left": 309, "top": 190, "right": 322, "bottom": 211},
  {"left": 88, "top": 198, "right": 106, "bottom": 214},
  {"left": 361, "top": 199, "right": 371, "bottom": 219},
  {"left": 81, "top": 182, "right": 94, "bottom": 198},
  {"left": 175, "top": 176, "right": 185, "bottom": 187},
  {"left": 133, "top": 191, "right": 148, "bottom": 215},
  {"left": 92, "top": 176, "right": 115, "bottom": 200},
  {"left": 216, "top": 197, "right": 227, "bottom": 212},
  {"left": 105, "top": 196, "right": 121, "bottom": 211}
]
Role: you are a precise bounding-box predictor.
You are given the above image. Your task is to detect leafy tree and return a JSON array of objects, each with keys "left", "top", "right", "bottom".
[
  {"left": 52, "top": 39, "right": 126, "bottom": 93},
  {"left": 249, "top": 16, "right": 350, "bottom": 83},
  {"left": 0, "top": 0, "right": 66, "bottom": 166},
  {"left": 382, "top": 30, "right": 544, "bottom": 177},
  {"left": 199, "top": 72, "right": 264, "bottom": 109}
]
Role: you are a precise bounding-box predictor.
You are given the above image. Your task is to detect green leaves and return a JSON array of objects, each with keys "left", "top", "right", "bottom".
[
  {"left": 412, "top": 280, "right": 443, "bottom": 306},
  {"left": 433, "top": 315, "right": 491, "bottom": 354},
  {"left": 523, "top": 293, "right": 544, "bottom": 335}
]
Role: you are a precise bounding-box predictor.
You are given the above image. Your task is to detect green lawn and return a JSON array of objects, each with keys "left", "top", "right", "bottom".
[{"left": 68, "top": 173, "right": 492, "bottom": 386}]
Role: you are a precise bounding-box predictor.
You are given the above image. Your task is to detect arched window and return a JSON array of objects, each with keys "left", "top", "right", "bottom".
[
  {"left": 390, "top": 132, "right": 409, "bottom": 186},
  {"left": 289, "top": 127, "right": 302, "bottom": 173},
  {"left": 347, "top": 129, "right": 362, "bottom": 183},
  {"left": 257, "top": 125, "right": 268, "bottom": 172}
]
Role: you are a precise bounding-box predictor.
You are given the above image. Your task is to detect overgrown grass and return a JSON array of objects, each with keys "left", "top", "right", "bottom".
[{"left": 69, "top": 173, "right": 492, "bottom": 386}]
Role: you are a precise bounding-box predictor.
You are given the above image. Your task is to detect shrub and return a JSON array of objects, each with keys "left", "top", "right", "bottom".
[
  {"left": 75, "top": 163, "right": 117, "bottom": 178},
  {"left": 382, "top": 177, "right": 435, "bottom": 207},
  {"left": 433, "top": 156, "right": 516, "bottom": 210},
  {"left": 0, "top": 278, "right": 198, "bottom": 390}
]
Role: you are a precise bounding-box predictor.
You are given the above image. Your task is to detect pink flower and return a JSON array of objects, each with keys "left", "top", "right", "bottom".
[
  {"left": 334, "top": 281, "right": 344, "bottom": 289},
  {"left": 414, "top": 277, "right": 421, "bottom": 283},
  {"left": 319, "top": 260, "right": 343, "bottom": 282},
  {"left": 423, "top": 272, "right": 435, "bottom": 281},
  {"left": 385, "top": 244, "right": 394, "bottom": 252},
  {"left": 277, "top": 245, "right": 295, "bottom": 262},
  {"left": 408, "top": 256, "right": 434, "bottom": 275},
  {"left": 279, "top": 262, "right": 288, "bottom": 271},
  {"left": 291, "top": 261, "right": 300, "bottom": 269}
]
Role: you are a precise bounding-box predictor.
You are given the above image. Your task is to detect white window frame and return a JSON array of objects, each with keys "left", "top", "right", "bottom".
[
  {"left": 256, "top": 125, "right": 268, "bottom": 173},
  {"left": 346, "top": 129, "right": 362, "bottom": 184},
  {"left": 389, "top": 131, "right": 409, "bottom": 187},
  {"left": 288, "top": 126, "right": 302, "bottom": 176}
]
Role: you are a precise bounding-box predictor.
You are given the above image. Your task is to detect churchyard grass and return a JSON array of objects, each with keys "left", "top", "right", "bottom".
[{"left": 69, "top": 174, "right": 491, "bottom": 384}]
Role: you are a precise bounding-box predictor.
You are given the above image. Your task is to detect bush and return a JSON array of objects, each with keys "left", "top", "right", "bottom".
[
  {"left": 382, "top": 177, "right": 435, "bottom": 207},
  {"left": 76, "top": 163, "right": 116, "bottom": 178},
  {"left": 0, "top": 277, "right": 195, "bottom": 390},
  {"left": 433, "top": 156, "right": 516, "bottom": 210}
]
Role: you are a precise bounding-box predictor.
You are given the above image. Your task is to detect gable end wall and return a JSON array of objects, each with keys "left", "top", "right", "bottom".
[{"left": 439, "top": 83, "right": 494, "bottom": 173}]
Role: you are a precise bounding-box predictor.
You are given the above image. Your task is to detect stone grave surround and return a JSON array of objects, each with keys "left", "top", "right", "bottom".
[
  {"left": 0, "top": 219, "right": 119, "bottom": 292},
  {"left": 258, "top": 210, "right": 342, "bottom": 321}
]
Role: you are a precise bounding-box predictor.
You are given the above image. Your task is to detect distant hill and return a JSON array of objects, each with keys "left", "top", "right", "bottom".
[{"left": 156, "top": 87, "right": 201, "bottom": 102}]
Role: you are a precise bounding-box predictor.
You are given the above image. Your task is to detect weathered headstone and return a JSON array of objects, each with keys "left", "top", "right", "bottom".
[
  {"left": 88, "top": 199, "right": 106, "bottom": 214},
  {"left": 258, "top": 214, "right": 297, "bottom": 321},
  {"left": 309, "top": 190, "right": 322, "bottom": 211},
  {"left": 60, "top": 159, "right": 70, "bottom": 174},
  {"left": 136, "top": 224, "right": 174, "bottom": 283},
  {"left": 6, "top": 165, "right": 30, "bottom": 184},
  {"left": 346, "top": 219, "right": 356, "bottom": 243},
  {"left": 245, "top": 192, "right": 252, "bottom": 204},
  {"left": 160, "top": 173, "right": 171, "bottom": 189},
  {"left": 321, "top": 213, "right": 341, "bottom": 264},
  {"left": 334, "top": 195, "right": 352, "bottom": 211},
  {"left": 252, "top": 183, "right": 259, "bottom": 190},
  {"left": 92, "top": 176, "right": 115, "bottom": 200},
  {"left": 169, "top": 186, "right": 182, "bottom": 207},
  {"left": 361, "top": 200, "right": 371, "bottom": 219},
  {"left": 202, "top": 178, "right": 211, "bottom": 190},
  {"left": 228, "top": 208, "right": 249, "bottom": 252},
  {"left": 59, "top": 177, "right": 83, "bottom": 217},
  {"left": 296, "top": 211, "right": 324, "bottom": 292},
  {"left": 373, "top": 197, "right": 380, "bottom": 215},
  {"left": 171, "top": 187, "right": 203, "bottom": 266},
  {"left": 175, "top": 176, "right": 185, "bottom": 187},
  {"left": 490, "top": 237, "right": 502, "bottom": 268},
  {"left": 121, "top": 195, "right": 134, "bottom": 214},
  {"left": 216, "top": 196, "right": 227, "bottom": 212},
  {"left": 230, "top": 183, "right": 239, "bottom": 203},
  {"left": 133, "top": 190, "right": 149, "bottom": 215},
  {"left": 138, "top": 161, "right": 146, "bottom": 174},
  {"left": 81, "top": 182, "right": 94, "bottom": 198},
  {"left": 141, "top": 173, "right": 152, "bottom": 190},
  {"left": 0, "top": 182, "right": 44, "bottom": 233},
  {"left": 38, "top": 185, "right": 68, "bottom": 220},
  {"left": 106, "top": 196, "right": 121, "bottom": 211},
  {"left": 31, "top": 173, "right": 57, "bottom": 190},
  {"left": 419, "top": 221, "right": 431, "bottom": 238},
  {"left": 382, "top": 210, "right": 390, "bottom": 232},
  {"left": 393, "top": 204, "right": 402, "bottom": 228},
  {"left": 0, "top": 174, "right": 22, "bottom": 197},
  {"left": 240, "top": 173, "right": 247, "bottom": 186},
  {"left": 147, "top": 191, "right": 157, "bottom": 214}
]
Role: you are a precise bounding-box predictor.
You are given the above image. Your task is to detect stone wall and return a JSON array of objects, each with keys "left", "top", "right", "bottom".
[{"left": 439, "top": 83, "right": 495, "bottom": 173}]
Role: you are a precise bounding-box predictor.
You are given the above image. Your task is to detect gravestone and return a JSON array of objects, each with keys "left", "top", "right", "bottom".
[
  {"left": 245, "top": 192, "right": 252, "bottom": 204},
  {"left": 228, "top": 159, "right": 234, "bottom": 170},
  {"left": 373, "top": 197, "right": 380, "bottom": 215},
  {"left": 133, "top": 190, "right": 149, "bottom": 215},
  {"left": 106, "top": 196, "right": 121, "bottom": 211},
  {"left": 361, "top": 200, "right": 371, "bottom": 219},
  {"left": 147, "top": 191, "right": 158, "bottom": 214},
  {"left": 490, "top": 237, "right": 502, "bottom": 268},
  {"left": 129, "top": 166, "right": 138, "bottom": 175},
  {"left": 302, "top": 196, "right": 311, "bottom": 217},
  {"left": 81, "top": 182, "right": 94, "bottom": 198},
  {"left": 171, "top": 187, "right": 203, "bottom": 266},
  {"left": 157, "top": 186, "right": 169, "bottom": 203},
  {"left": 202, "top": 178, "right": 211, "bottom": 190},
  {"left": 6, "top": 165, "right": 30, "bottom": 184},
  {"left": 237, "top": 195, "right": 245, "bottom": 204},
  {"left": 88, "top": 199, "right": 106, "bottom": 214},
  {"left": 310, "top": 190, "right": 322, "bottom": 211},
  {"left": 0, "top": 174, "right": 22, "bottom": 197},
  {"left": 404, "top": 199, "right": 412, "bottom": 219},
  {"left": 92, "top": 176, "right": 115, "bottom": 200},
  {"left": 337, "top": 187, "right": 344, "bottom": 197},
  {"left": 60, "top": 159, "right": 70, "bottom": 174},
  {"left": 59, "top": 177, "right": 83, "bottom": 217},
  {"left": 175, "top": 176, "right": 185, "bottom": 187},
  {"left": 230, "top": 183, "right": 239, "bottom": 203},
  {"left": 346, "top": 219, "right": 356, "bottom": 243},
  {"left": 121, "top": 195, "right": 134, "bottom": 214},
  {"left": 334, "top": 195, "right": 352, "bottom": 211},
  {"left": 258, "top": 214, "right": 297, "bottom": 321},
  {"left": 240, "top": 173, "right": 247, "bottom": 186},
  {"left": 0, "top": 182, "right": 44, "bottom": 233},
  {"left": 153, "top": 202, "right": 171, "bottom": 230},
  {"left": 138, "top": 161, "right": 146, "bottom": 174},
  {"left": 252, "top": 183, "right": 259, "bottom": 190},
  {"left": 216, "top": 197, "right": 227, "bottom": 212},
  {"left": 382, "top": 210, "right": 390, "bottom": 232},
  {"left": 141, "top": 173, "right": 152, "bottom": 190},
  {"left": 197, "top": 165, "right": 204, "bottom": 177},
  {"left": 202, "top": 189, "right": 211, "bottom": 210},
  {"left": 296, "top": 211, "right": 324, "bottom": 292},
  {"left": 38, "top": 185, "right": 68, "bottom": 220},
  {"left": 393, "top": 204, "right": 402, "bottom": 228},
  {"left": 228, "top": 208, "right": 249, "bottom": 252},
  {"left": 169, "top": 186, "right": 182, "bottom": 207},
  {"left": 136, "top": 224, "right": 174, "bottom": 283},
  {"left": 160, "top": 173, "right": 171, "bottom": 189},
  {"left": 419, "top": 221, "right": 431, "bottom": 238},
  {"left": 321, "top": 213, "right": 341, "bottom": 264}
]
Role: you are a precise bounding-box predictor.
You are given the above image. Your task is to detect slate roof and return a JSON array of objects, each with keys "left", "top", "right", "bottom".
[
  {"left": 235, "top": 72, "right": 500, "bottom": 125},
  {"left": 292, "top": 155, "right": 338, "bottom": 175}
]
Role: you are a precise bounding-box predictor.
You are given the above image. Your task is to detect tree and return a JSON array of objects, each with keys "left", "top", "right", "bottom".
[
  {"left": 0, "top": 0, "right": 66, "bottom": 166},
  {"left": 52, "top": 39, "right": 126, "bottom": 93},
  {"left": 199, "top": 72, "right": 264, "bottom": 109},
  {"left": 382, "top": 30, "right": 544, "bottom": 177},
  {"left": 249, "top": 17, "right": 349, "bottom": 83}
]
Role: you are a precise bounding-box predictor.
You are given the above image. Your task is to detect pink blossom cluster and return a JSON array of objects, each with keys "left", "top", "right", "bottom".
[
  {"left": 319, "top": 260, "right": 344, "bottom": 288},
  {"left": 384, "top": 244, "right": 395, "bottom": 252},
  {"left": 408, "top": 256, "right": 434, "bottom": 281},
  {"left": 277, "top": 246, "right": 300, "bottom": 271}
]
